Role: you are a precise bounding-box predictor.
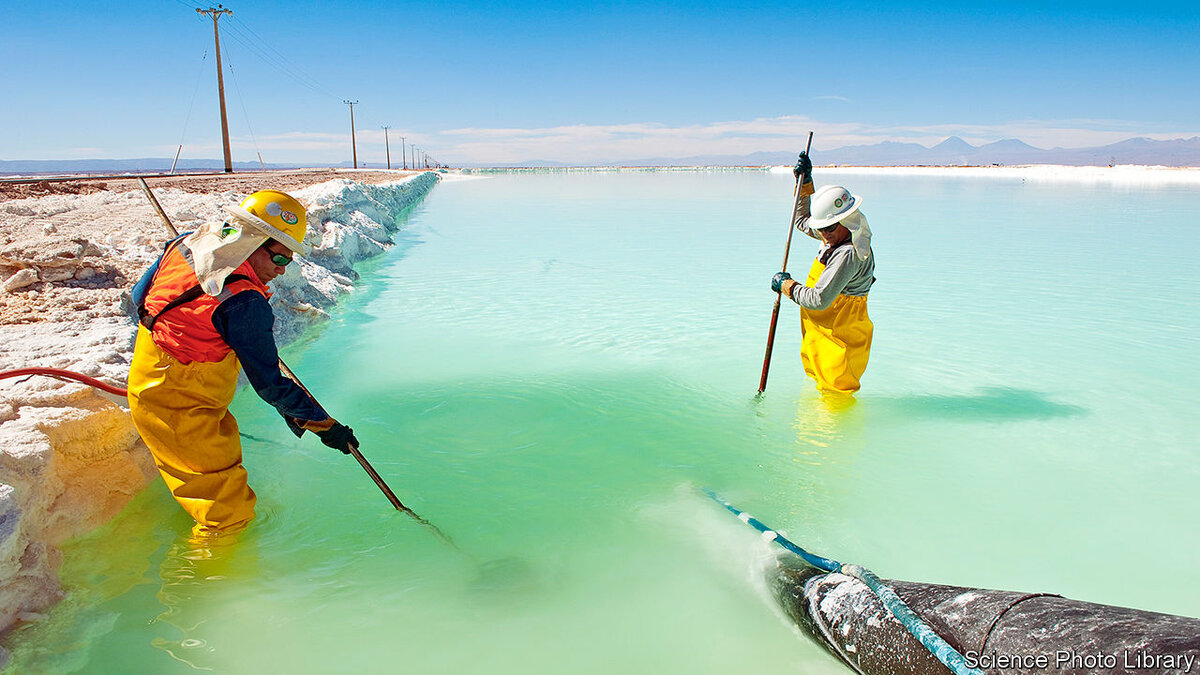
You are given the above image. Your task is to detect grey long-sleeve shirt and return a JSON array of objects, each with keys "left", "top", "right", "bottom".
[{"left": 788, "top": 184, "right": 875, "bottom": 310}]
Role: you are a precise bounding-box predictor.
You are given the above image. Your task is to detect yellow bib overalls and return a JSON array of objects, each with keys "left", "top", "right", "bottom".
[{"left": 800, "top": 257, "right": 873, "bottom": 394}]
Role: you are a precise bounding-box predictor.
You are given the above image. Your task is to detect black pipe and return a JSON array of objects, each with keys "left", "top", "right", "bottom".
[{"left": 770, "top": 555, "right": 1200, "bottom": 675}]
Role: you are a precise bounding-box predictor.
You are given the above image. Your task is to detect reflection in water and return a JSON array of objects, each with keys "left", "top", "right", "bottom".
[
  {"left": 792, "top": 392, "right": 863, "bottom": 464},
  {"left": 151, "top": 529, "right": 255, "bottom": 671},
  {"left": 756, "top": 392, "right": 870, "bottom": 538}
]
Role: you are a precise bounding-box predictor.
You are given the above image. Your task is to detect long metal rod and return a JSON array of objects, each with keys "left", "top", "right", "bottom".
[
  {"left": 756, "top": 131, "right": 813, "bottom": 396},
  {"left": 139, "top": 178, "right": 179, "bottom": 237},
  {"left": 274, "top": 361, "right": 464, "bottom": 552}
]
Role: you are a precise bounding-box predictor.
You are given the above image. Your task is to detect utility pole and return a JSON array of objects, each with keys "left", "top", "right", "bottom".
[
  {"left": 344, "top": 100, "right": 359, "bottom": 169},
  {"left": 381, "top": 125, "right": 392, "bottom": 169},
  {"left": 197, "top": 5, "right": 234, "bottom": 173},
  {"left": 400, "top": 136, "right": 407, "bottom": 170}
]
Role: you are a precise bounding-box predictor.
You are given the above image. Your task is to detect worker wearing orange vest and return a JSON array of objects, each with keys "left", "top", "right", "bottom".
[
  {"left": 771, "top": 152, "right": 875, "bottom": 394},
  {"left": 128, "top": 190, "right": 356, "bottom": 535}
]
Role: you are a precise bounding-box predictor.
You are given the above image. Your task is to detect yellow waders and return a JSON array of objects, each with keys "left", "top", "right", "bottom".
[
  {"left": 800, "top": 258, "right": 873, "bottom": 394},
  {"left": 128, "top": 326, "right": 256, "bottom": 533}
]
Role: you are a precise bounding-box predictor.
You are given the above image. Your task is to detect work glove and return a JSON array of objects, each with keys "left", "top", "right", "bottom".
[
  {"left": 287, "top": 416, "right": 359, "bottom": 454},
  {"left": 771, "top": 271, "right": 792, "bottom": 294},
  {"left": 793, "top": 151, "right": 813, "bottom": 184},
  {"left": 316, "top": 422, "right": 359, "bottom": 455}
]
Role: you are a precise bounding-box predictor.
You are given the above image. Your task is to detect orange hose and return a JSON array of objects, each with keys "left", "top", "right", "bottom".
[{"left": 0, "top": 367, "right": 128, "bottom": 398}]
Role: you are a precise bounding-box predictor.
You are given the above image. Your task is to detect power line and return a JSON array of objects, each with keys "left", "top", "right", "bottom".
[
  {"left": 224, "top": 57, "right": 265, "bottom": 169},
  {"left": 229, "top": 15, "right": 342, "bottom": 101},
  {"left": 170, "top": 0, "right": 201, "bottom": 14},
  {"left": 220, "top": 18, "right": 342, "bottom": 102},
  {"left": 176, "top": 49, "right": 208, "bottom": 147},
  {"left": 170, "top": 48, "right": 209, "bottom": 173}
]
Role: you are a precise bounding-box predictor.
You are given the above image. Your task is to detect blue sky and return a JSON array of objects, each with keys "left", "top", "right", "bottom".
[{"left": 2, "top": 0, "right": 1197, "bottom": 165}]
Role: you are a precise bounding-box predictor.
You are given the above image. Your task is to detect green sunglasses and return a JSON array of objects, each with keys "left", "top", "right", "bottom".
[{"left": 267, "top": 250, "right": 293, "bottom": 267}]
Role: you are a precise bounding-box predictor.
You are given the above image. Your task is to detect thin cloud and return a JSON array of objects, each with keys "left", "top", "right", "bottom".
[
  {"left": 150, "top": 116, "right": 1198, "bottom": 165},
  {"left": 424, "top": 115, "right": 1199, "bottom": 165}
]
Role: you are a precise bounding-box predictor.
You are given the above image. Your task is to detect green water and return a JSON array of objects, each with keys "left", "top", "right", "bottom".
[{"left": 8, "top": 170, "right": 1200, "bottom": 673}]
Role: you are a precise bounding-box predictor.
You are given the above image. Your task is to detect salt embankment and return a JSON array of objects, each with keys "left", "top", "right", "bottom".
[
  {"left": 769, "top": 163, "right": 1200, "bottom": 184},
  {"left": 0, "top": 171, "right": 441, "bottom": 641}
]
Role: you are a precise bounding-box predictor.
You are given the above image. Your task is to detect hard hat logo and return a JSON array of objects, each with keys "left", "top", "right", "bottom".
[
  {"left": 281, "top": 211, "right": 298, "bottom": 225},
  {"left": 808, "top": 185, "right": 864, "bottom": 230}
]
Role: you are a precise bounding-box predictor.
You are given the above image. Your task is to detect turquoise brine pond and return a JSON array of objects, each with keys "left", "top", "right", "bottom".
[{"left": 8, "top": 169, "right": 1200, "bottom": 673}]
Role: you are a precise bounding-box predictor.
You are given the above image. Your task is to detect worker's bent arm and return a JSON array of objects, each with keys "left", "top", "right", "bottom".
[
  {"left": 213, "top": 290, "right": 328, "bottom": 422},
  {"left": 791, "top": 181, "right": 822, "bottom": 241},
  {"left": 789, "top": 247, "right": 857, "bottom": 310}
]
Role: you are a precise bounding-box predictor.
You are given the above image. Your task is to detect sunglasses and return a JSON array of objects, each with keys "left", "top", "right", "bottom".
[{"left": 267, "top": 249, "right": 293, "bottom": 267}]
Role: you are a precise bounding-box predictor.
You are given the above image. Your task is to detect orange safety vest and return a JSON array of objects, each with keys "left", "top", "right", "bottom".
[{"left": 139, "top": 241, "right": 271, "bottom": 364}]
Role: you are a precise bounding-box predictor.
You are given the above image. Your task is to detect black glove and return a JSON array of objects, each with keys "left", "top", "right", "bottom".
[
  {"left": 793, "top": 151, "right": 813, "bottom": 184},
  {"left": 771, "top": 271, "right": 792, "bottom": 293},
  {"left": 316, "top": 422, "right": 358, "bottom": 455}
]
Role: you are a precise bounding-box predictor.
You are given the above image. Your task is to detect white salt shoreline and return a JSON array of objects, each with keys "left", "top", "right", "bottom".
[
  {"left": 771, "top": 163, "right": 1200, "bottom": 184},
  {"left": 0, "top": 171, "right": 442, "bottom": 647},
  {"left": 469, "top": 164, "right": 1200, "bottom": 184}
]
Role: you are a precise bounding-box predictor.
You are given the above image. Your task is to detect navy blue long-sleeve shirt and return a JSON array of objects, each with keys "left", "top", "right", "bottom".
[{"left": 211, "top": 290, "right": 328, "bottom": 423}]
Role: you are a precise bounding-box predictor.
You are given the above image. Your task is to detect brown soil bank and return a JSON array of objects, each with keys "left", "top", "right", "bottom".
[{"left": 0, "top": 168, "right": 423, "bottom": 201}]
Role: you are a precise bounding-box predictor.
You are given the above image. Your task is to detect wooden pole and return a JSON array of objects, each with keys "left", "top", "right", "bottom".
[
  {"left": 138, "top": 178, "right": 179, "bottom": 237},
  {"left": 344, "top": 100, "right": 359, "bottom": 169},
  {"left": 382, "top": 125, "right": 392, "bottom": 169},
  {"left": 756, "top": 131, "right": 814, "bottom": 396},
  {"left": 274, "top": 360, "right": 463, "bottom": 551},
  {"left": 197, "top": 6, "right": 234, "bottom": 174}
]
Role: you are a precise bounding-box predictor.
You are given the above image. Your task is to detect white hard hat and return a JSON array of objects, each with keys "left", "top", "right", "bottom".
[{"left": 808, "top": 185, "right": 862, "bottom": 230}]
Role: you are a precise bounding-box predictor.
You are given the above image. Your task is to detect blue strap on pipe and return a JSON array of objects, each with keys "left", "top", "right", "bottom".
[
  {"left": 702, "top": 488, "right": 840, "bottom": 572},
  {"left": 703, "top": 488, "right": 985, "bottom": 675}
]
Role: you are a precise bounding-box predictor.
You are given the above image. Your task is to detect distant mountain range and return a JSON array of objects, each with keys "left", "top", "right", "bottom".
[
  {"left": 491, "top": 136, "right": 1200, "bottom": 168},
  {"left": 3, "top": 136, "right": 1199, "bottom": 173}
]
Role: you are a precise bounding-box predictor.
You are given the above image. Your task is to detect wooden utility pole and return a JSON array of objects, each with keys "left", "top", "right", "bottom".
[
  {"left": 400, "top": 136, "right": 407, "bottom": 170},
  {"left": 381, "top": 125, "right": 392, "bottom": 169},
  {"left": 344, "top": 100, "right": 359, "bottom": 168},
  {"left": 197, "top": 5, "right": 234, "bottom": 174}
]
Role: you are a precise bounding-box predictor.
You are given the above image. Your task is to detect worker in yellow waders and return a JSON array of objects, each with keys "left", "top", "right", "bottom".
[
  {"left": 127, "top": 190, "right": 358, "bottom": 535},
  {"left": 771, "top": 152, "right": 875, "bottom": 394}
]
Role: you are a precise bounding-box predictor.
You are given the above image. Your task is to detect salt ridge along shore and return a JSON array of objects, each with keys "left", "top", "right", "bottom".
[
  {"left": 0, "top": 170, "right": 443, "bottom": 643},
  {"left": 771, "top": 163, "right": 1200, "bottom": 184}
]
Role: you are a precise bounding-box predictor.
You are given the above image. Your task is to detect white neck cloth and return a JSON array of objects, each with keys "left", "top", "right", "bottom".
[
  {"left": 182, "top": 219, "right": 269, "bottom": 296},
  {"left": 840, "top": 211, "right": 872, "bottom": 261}
]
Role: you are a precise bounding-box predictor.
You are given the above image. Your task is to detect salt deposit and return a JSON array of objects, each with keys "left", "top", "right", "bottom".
[
  {"left": 769, "top": 163, "right": 1200, "bottom": 184},
  {"left": 0, "top": 171, "right": 441, "bottom": 636}
]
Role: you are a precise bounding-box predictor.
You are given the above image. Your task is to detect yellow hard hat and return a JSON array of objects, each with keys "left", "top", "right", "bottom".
[{"left": 222, "top": 189, "right": 310, "bottom": 254}]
